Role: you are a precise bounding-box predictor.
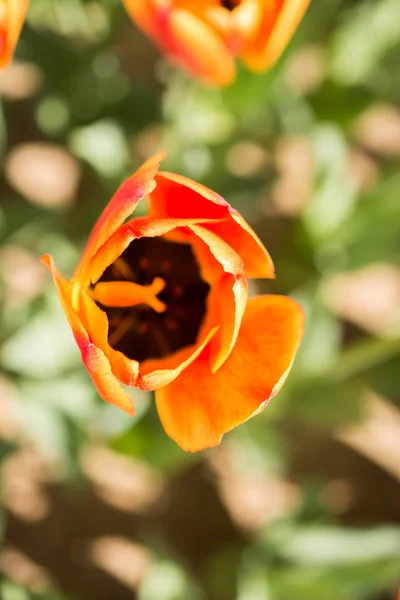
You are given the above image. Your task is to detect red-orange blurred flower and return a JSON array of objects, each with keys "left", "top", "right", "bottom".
[
  {"left": 123, "top": 0, "right": 310, "bottom": 86},
  {"left": 41, "top": 154, "right": 304, "bottom": 451},
  {"left": 0, "top": 0, "right": 29, "bottom": 68}
]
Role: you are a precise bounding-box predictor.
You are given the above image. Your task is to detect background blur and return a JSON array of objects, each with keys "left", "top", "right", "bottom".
[{"left": 1, "top": 1, "right": 400, "bottom": 599}]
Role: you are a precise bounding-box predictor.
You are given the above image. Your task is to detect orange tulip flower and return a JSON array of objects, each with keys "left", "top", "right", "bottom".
[
  {"left": 41, "top": 154, "right": 304, "bottom": 451},
  {"left": 0, "top": 0, "right": 29, "bottom": 68},
  {"left": 123, "top": 0, "right": 311, "bottom": 86}
]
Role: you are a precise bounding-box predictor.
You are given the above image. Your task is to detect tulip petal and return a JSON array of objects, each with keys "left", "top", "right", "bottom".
[
  {"left": 156, "top": 294, "right": 304, "bottom": 451},
  {"left": 40, "top": 255, "right": 88, "bottom": 349},
  {"left": 187, "top": 224, "right": 248, "bottom": 371},
  {"left": 121, "top": 0, "right": 159, "bottom": 37},
  {"left": 139, "top": 326, "right": 219, "bottom": 391},
  {"left": 80, "top": 344, "right": 135, "bottom": 416},
  {"left": 124, "top": 0, "right": 235, "bottom": 86},
  {"left": 150, "top": 172, "right": 275, "bottom": 278},
  {"left": 205, "top": 214, "right": 275, "bottom": 280},
  {"left": 41, "top": 254, "right": 135, "bottom": 415},
  {"left": 74, "top": 153, "right": 165, "bottom": 283},
  {"left": 86, "top": 216, "right": 215, "bottom": 286},
  {"left": 0, "top": 0, "right": 30, "bottom": 68},
  {"left": 78, "top": 291, "right": 139, "bottom": 387},
  {"left": 243, "top": 0, "right": 311, "bottom": 72},
  {"left": 206, "top": 272, "right": 248, "bottom": 373},
  {"left": 231, "top": 0, "right": 266, "bottom": 53},
  {"left": 168, "top": 9, "right": 236, "bottom": 86}
]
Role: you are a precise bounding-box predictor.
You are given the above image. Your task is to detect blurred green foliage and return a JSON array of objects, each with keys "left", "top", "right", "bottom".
[{"left": 0, "top": 0, "right": 400, "bottom": 599}]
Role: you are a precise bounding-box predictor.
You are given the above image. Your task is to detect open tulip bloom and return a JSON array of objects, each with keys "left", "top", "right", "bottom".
[
  {"left": 0, "top": 0, "right": 29, "bottom": 68},
  {"left": 124, "top": 0, "right": 311, "bottom": 86},
  {"left": 42, "top": 154, "right": 304, "bottom": 451}
]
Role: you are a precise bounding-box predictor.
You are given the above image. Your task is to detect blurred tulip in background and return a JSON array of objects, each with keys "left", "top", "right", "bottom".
[
  {"left": 0, "top": 0, "right": 29, "bottom": 68},
  {"left": 123, "top": 0, "right": 310, "bottom": 85}
]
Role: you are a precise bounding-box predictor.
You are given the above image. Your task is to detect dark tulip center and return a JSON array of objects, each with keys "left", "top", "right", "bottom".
[
  {"left": 94, "top": 235, "right": 210, "bottom": 363},
  {"left": 221, "top": 0, "right": 238, "bottom": 10}
]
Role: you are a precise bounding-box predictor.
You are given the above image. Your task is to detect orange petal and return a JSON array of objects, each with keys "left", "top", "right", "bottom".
[
  {"left": 41, "top": 254, "right": 135, "bottom": 415},
  {"left": 122, "top": 0, "right": 161, "bottom": 37},
  {"left": 77, "top": 290, "right": 139, "bottom": 387},
  {"left": 156, "top": 294, "right": 304, "bottom": 451},
  {"left": 205, "top": 214, "right": 275, "bottom": 279},
  {"left": 124, "top": 0, "right": 235, "bottom": 86},
  {"left": 80, "top": 344, "right": 135, "bottom": 416},
  {"left": 74, "top": 153, "right": 165, "bottom": 284},
  {"left": 168, "top": 9, "right": 235, "bottom": 86},
  {"left": 86, "top": 215, "right": 217, "bottom": 287},
  {"left": 204, "top": 6, "right": 232, "bottom": 49},
  {"left": 187, "top": 224, "right": 248, "bottom": 371},
  {"left": 207, "top": 271, "right": 248, "bottom": 373},
  {"left": 40, "top": 254, "right": 88, "bottom": 349},
  {"left": 244, "top": 0, "right": 311, "bottom": 72},
  {"left": 150, "top": 172, "right": 274, "bottom": 278},
  {"left": 139, "top": 325, "right": 219, "bottom": 391},
  {"left": 230, "top": 0, "right": 265, "bottom": 53},
  {"left": 0, "top": 0, "right": 29, "bottom": 68}
]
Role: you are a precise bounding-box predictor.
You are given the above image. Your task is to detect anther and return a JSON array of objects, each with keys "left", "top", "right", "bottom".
[
  {"left": 173, "top": 285, "right": 184, "bottom": 298},
  {"left": 161, "top": 259, "right": 172, "bottom": 273},
  {"left": 165, "top": 318, "right": 179, "bottom": 331},
  {"left": 139, "top": 257, "right": 149, "bottom": 270},
  {"left": 138, "top": 322, "right": 149, "bottom": 335},
  {"left": 112, "top": 257, "right": 136, "bottom": 280}
]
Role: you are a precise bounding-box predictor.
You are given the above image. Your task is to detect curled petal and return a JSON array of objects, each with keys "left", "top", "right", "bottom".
[
  {"left": 188, "top": 223, "right": 244, "bottom": 276},
  {"left": 41, "top": 254, "right": 135, "bottom": 415},
  {"left": 74, "top": 153, "right": 165, "bottom": 284},
  {"left": 206, "top": 272, "right": 248, "bottom": 373},
  {"left": 203, "top": 214, "right": 274, "bottom": 280},
  {"left": 80, "top": 344, "right": 135, "bottom": 416},
  {"left": 156, "top": 295, "right": 304, "bottom": 452},
  {"left": 87, "top": 215, "right": 218, "bottom": 286},
  {"left": 150, "top": 172, "right": 274, "bottom": 279},
  {"left": 188, "top": 224, "right": 248, "bottom": 371},
  {"left": 40, "top": 255, "right": 88, "bottom": 349},
  {"left": 78, "top": 291, "right": 139, "bottom": 387}
]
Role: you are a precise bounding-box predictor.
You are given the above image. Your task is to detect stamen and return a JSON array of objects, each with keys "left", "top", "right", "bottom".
[
  {"left": 165, "top": 318, "right": 179, "bottom": 331},
  {"left": 138, "top": 322, "right": 149, "bottom": 335},
  {"left": 112, "top": 257, "right": 136, "bottom": 280},
  {"left": 173, "top": 285, "right": 184, "bottom": 298},
  {"left": 94, "top": 278, "right": 166, "bottom": 313},
  {"left": 161, "top": 259, "right": 172, "bottom": 274},
  {"left": 108, "top": 315, "right": 136, "bottom": 347},
  {"left": 139, "top": 257, "right": 149, "bottom": 270},
  {"left": 149, "top": 315, "right": 172, "bottom": 357}
]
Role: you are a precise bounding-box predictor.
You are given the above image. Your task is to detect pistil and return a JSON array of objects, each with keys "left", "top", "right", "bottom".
[{"left": 93, "top": 277, "right": 166, "bottom": 313}]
